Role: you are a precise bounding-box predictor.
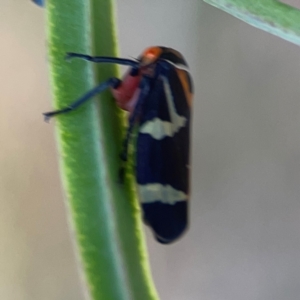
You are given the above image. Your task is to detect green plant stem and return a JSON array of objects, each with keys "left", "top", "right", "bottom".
[
  {"left": 46, "top": 0, "right": 159, "bottom": 299},
  {"left": 204, "top": 0, "right": 300, "bottom": 45}
]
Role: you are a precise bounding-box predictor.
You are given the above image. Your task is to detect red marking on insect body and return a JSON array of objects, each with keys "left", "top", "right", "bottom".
[{"left": 111, "top": 72, "right": 141, "bottom": 112}]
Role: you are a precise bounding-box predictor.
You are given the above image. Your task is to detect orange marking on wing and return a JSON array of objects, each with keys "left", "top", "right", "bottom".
[{"left": 176, "top": 69, "right": 193, "bottom": 107}]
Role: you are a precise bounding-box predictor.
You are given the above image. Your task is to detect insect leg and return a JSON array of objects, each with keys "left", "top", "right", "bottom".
[
  {"left": 43, "top": 77, "right": 121, "bottom": 121},
  {"left": 119, "top": 78, "right": 150, "bottom": 182}
]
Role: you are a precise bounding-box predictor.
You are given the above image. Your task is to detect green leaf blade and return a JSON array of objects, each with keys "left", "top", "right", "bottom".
[
  {"left": 46, "top": 0, "right": 159, "bottom": 299},
  {"left": 204, "top": 0, "right": 300, "bottom": 45}
]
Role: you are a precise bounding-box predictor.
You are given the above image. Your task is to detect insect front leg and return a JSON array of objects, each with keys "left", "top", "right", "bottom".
[
  {"left": 43, "top": 77, "right": 121, "bottom": 121},
  {"left": 118, "top": 79, "right": 150, "bottom": 183}
]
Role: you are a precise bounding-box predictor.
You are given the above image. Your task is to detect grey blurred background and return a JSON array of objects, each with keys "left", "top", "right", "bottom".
[{"left": 1, "top": 1, "right": 300, "bottom": 299}]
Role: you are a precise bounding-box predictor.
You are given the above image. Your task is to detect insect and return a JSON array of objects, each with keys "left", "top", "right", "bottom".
[{"left": 44, "top": 46, "right": 193, "bottom": 244}]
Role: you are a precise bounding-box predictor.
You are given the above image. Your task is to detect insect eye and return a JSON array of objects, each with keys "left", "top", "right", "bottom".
[
  {"left": 145, "top": 50, "right": 156, "bottom": 59},
  {"left": 144, "top": 48, "right": 160, "bottom": 60},
  {"left": 140, "top": 47, "right": 162, "bottom": 66}
]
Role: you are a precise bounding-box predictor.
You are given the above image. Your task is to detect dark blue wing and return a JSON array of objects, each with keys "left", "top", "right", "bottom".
[{"left": 135, "top": 62, "right": 192, "bottom": 244}]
